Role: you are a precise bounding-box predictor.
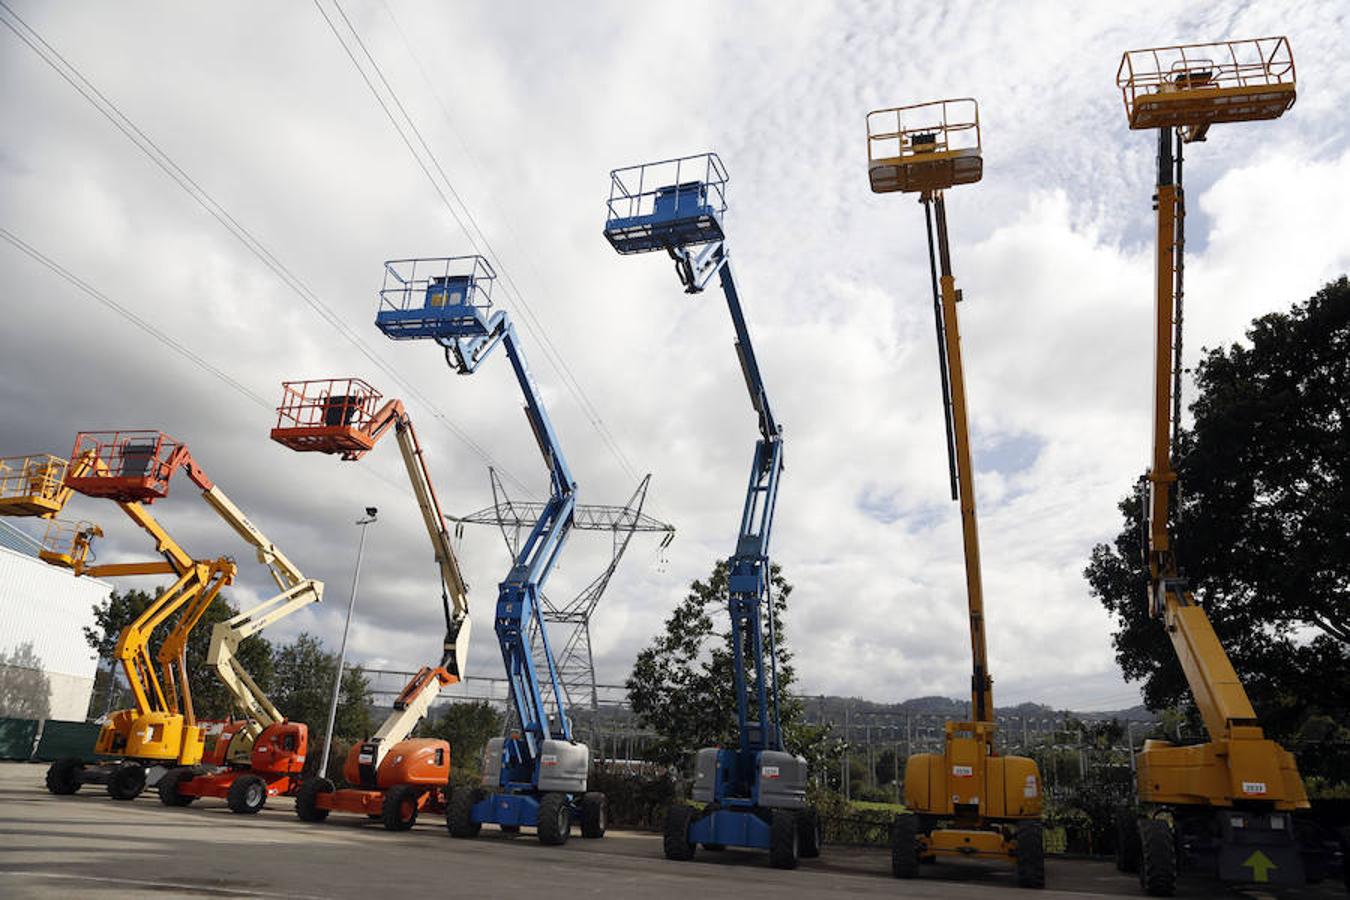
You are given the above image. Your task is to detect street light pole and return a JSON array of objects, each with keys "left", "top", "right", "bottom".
[{"left": 320, "top": 507, "right": 377, "bottom": 776}]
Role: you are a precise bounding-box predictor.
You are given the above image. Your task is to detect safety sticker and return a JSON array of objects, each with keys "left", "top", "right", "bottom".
[
  {"left": 542, "top": 754, "right": 559, "bottom": 766},
  {"left": 762, "top": 766, "right": 780, "bottom": 779},
  {"left": 952, "top": 765, "right": 973, "bottom": 777},
  {"left": 1024, "top": 774, "right": 1038, "bottom": 798},
  {"left": 1241, "top": 781, "right": 1267, "bottom": 794}
]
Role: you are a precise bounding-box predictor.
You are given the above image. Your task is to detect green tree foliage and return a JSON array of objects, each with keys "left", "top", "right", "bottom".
[
  {"left": 269, "top": 632, "right": 371, "bottom": 739},
  {"left": 874, "top": 746, "right": 897, "bottom": 786},
  {"left": 420, "top": 700, "right": 503, "bottom": 772},
  {"left": 83, "top": 588, "right": 273, "bottom": 721},
  {"left": 1086, "top": 279, "right": 1350, "bottom": 763},
  {"left": 626, "top": 560, "right": 826, "bottom": 768}
]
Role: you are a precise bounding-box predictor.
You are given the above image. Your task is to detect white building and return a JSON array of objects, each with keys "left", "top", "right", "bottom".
[{"left": 0, "top": 539, "right": 108, "bottom": 722}]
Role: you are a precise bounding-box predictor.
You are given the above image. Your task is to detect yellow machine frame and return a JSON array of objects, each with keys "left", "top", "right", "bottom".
[{"left": 868, "top": 98, "right": 1044, "bottom": 888}]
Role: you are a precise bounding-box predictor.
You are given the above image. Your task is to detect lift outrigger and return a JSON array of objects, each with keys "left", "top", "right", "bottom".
[
  {"left": 604, "top": 153, "right": 818, "bottom": 869},
  {"left": 1114, "top": 36, "right": 1334, "bottom": 894},
  {"left": 272, "top": 377, "right": 471, "bottom": 830},
  {"left": 374, "top": 257, "right": 605, "bottom": 844},
  {"left": 867, "top": 99, "right": 1045, "bottom": 888}
]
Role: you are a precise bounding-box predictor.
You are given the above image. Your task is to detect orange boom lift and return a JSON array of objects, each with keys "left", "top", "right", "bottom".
[{"left": 271, "top": 378, "right": 471, "bottom": 830}]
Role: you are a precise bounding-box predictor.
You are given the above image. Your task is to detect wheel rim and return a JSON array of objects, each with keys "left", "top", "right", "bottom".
[
  {"left": 559, "top": 806, "right": 569, "bottom": 835},
  {"left": 598, "top": 805, "right": 606, "bottom": 832},
  {"left": 247, "top": 782, "right": 264, "bottom": 807},
  {"left": 402, "top": 797, "right": 416, "bottom": 822}
]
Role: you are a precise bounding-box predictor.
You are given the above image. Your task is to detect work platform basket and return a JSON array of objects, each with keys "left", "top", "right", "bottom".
[
  {"left": 867, "top": 98, "right": 981, "bottom": 195},
  {"left": 65, "top": 431, "right": 186, "bottom": 503},
  {"left": 604, "top": 153, "right": 728, "bottom": 254},
  {"left": 374, "top": 256, "right": 497, "bottom": 341},
  {"left": 38, "top": 518, "right": 101, "bottom": 569},
  {"left": 0, "top": 454, "right": 70, "bottom": 517},
  {"left": 271, "top": 378, "right": 384, "bottom": 457},
  {"left": 1117, "top": 37, "right": 1295, "bottom": 140}
]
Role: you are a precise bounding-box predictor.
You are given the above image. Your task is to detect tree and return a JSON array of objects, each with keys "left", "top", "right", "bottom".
[
  {"left": 420, "top": 700, "right": 503, "bottom": 772},
  {"left": 269, "top": 632, "right": 371, "bottom": 739},
  {"left": 0, "top": 642, "right": 51, "bottom": 720},
  {"left": 83, "top": 588, "right": 274, "bottom": 721},
  {"left": 626, "top": 560, "right": 824, "bottom": 768},
  {"left": 874, "top": 747, "right": 898, "bottom": 786},
  {"left": 1086, "top": 278, "right": 1350, "bottom": 759}
]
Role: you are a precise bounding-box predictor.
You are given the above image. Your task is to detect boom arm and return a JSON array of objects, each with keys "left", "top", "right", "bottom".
[
  {"left": 671, "top": 238, "right": 786, "bottom": 753},
  {"left": 441, "top": 309, "right": 576, "bottom": 767}
]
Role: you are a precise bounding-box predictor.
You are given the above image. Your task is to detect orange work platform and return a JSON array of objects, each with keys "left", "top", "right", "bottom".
[
  {"left": 271, "top": 378, "right": 383, "bottom": 456},
  {"left": 0, "top": 454, "right": 70, "bottom": 517},
  {"left": 1118, "top": 37, "right": 1296, "bottom": 139},
  {"left": 867, "top": 98, "right": 982, "bottom": 195},
  {"left": 66, "top": 431, "right": 188, "bottom": 503}
]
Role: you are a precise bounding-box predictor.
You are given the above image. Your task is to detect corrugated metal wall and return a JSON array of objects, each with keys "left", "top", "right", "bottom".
[{"left": 0, "top": 546, "right": 107, "bottom": 679}]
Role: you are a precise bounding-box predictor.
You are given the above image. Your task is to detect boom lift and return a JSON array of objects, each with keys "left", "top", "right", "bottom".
[
  {"left": 374, "top": 256, "right": 605, "bottom": 845},
  {"left": 156, "top": 472, "right": 324, "bottom": 813},
  {"left": 1114, "top": 37, "right": 1329, "bottom": 894},
  {"left": 867, "top": 99, "right": 1045, "bottom": 888},
  {"left": 272, "top": 377, "right": 471, "bottom": 831},
  {"left": 8, "top": 438, "right": 239, "bottom": 801},
  {"left": 604, "top": 153, "right": 818, "bottom": 869}
]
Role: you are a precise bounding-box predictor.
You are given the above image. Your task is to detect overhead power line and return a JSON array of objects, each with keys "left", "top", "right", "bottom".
[
  {"left": 0, "top": 0, "right": 532, "bottom": 496},
  {"left": 314, "top": 0, "right": 641, "bottom": 483}
]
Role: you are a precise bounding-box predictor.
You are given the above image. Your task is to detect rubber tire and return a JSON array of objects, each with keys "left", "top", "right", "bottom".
[
  {"left": 295, "top": 777, "right": 334, "bottom": 823},
  {"left": 157, "top": 767, "right": 196, "bottom": 806},
  {"left": 663, "top": 804, "right": 696, "bottom": 861},
  {"left": 891, "top": 812, "right": 919, "bottom": 878},
  {"left": 45, "top": 757, "right": 84, "bottom": 795},
  {"left": 380, "top": 784, "right": 419, "bottom": 831},
  {"left": 445, "top": 786, "right": 482, "bottom": 838},
  {"left": 1337, "top": 827, "right": 1349, "bottom": 891},
  {"left": 227, "top": 774, "right": 268, "bottom": 815},
  {"left": 769, "top": 807, "right": 800, "bottom": 870},
  {"left": 537, "top": 792, "right": 571, "bottom": 846},
  {"left": 798, "top": 806, "right": 822, "bottom": 859},
  {"left": 1115, "top": 808, "right": 1141, "bottom": 873},
  {"left": 107, "top": 764, "right": 146, "bottom": 801},
  {"left": 580, "top": 791, "right": 607, "bottom": 839},
  {"left": 1138, "top": 818, "right": 1176, "bottom": 897},
  {"left": 1015, "top": 821, "right": 1046, "bottom": 889}
]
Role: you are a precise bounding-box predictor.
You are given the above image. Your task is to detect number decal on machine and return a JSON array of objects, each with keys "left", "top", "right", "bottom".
[
  {"left": 1242, "top": 781, "right": 1267, "bottom": 794},
  {"left": 1024, "top": 774, "right": 1038, "bottom": 798},
  {"left": 541, "top": 754, "right": 559, "bottom": 766},
  {"left": 952, "top": 765, "right": 973, "bottom": 777},
  {"left": 761, "top": 766, "right": 780, "bottom": 779}
]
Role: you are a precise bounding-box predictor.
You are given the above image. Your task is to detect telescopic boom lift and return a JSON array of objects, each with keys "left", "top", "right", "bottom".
[
  {"left": 1114, "top": 36, "right": 1330, "bottom": 894},
  {"left": 866, "top": 98, "right": 1045, "bottom": 888},
  {"left": 272, "top": 377, "right": 472, "bottom": 830},
  {"left": 604, "top": 153, "right": 818, "bottom": 870},
  {"left": 374, "top": 256, "right": 605, "bottom": 845}
]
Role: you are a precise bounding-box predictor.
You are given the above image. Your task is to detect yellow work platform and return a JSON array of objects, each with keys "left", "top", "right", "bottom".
[
  {"left": 867, "top": 98, "right": 982, "bottom": 195},
  {"left": 0, "top": 454, "right": 71, "bottom": 518}
]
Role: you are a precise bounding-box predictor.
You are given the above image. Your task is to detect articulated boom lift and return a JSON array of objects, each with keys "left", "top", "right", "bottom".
[
  {"left": 374, "top": 258, "right": 605, "bottom": 845},
  {"left": 1114, "top": 37, "right": 1328, "bottom": 894},
  {"left": 605, "top": 153, "right": 816, "bottom": 869},
  {"left": 867, "top": 99, "right": 1045, "bottom": 888},
  {"left": 4, "top": 437, "right": 239, "bottom": 801},
  {"left": 273, "top": 377, "right": 471, "bottom": 830}
]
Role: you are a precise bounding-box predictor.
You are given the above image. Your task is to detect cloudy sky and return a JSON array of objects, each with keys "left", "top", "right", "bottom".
[{"left": 2, "top": 1, "right": 1348, "bottom": 712}]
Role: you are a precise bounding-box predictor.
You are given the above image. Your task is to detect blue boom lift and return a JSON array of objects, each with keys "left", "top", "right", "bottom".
[
  {"left": 604, "top": 153, "right": 818, "bottom": 869},
  {"left": 375, "top": 256, "right": 606, "bottom": 845}
]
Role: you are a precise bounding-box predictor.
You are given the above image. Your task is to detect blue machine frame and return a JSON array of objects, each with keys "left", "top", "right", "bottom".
[
  {"left": 376, "top": 256, "right": 584, "bottom": 831},
  {"left": 605, "top": 154, "right": 811, "bottom": 866}
]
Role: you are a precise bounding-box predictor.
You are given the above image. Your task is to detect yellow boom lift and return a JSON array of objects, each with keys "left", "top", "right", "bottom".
[
  {"left": 1114, "top": 37, "right": 1334, "bottom": 893},
  {"left": 1, "top": 446, "right": 236, "bottom": 800},
  {"left": 271, "top": 378, "right": 472, "bottom": 830},
  {"left": 867, "top": 98, "right": 1045, "bottom": 889}
]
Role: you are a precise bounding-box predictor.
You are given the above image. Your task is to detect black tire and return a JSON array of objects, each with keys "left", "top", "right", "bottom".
[
  {"left": 1138, "top": 818, "right": 1176, "bottom": 897},
  {"left": 580, "top": 791, "right": 607, "bottom": 839},
  {"left": 797, "top": 806, "right": 822, "bottom": 859},
  {"left": 769, "top": 807, "right": 800, "bottom": 870},
  {"left": 1337, "top": 826, "right": 1349, "bottom": 891},
  {"left": 226, "top": 774, "right": 267, "bottom": 815},
  {"left": 381, "top": 784, "right": 419, "bottom": 831},
  {"left": 1015, "top": 820, "right": 1046, "bottom": 889},
  {"left": 445, "top": 786, "right": 482, "bottom": 838},
  {"left": 107, "top": 763, "right": 146, "bottom": 801},
  {"left": 1115, "top": 808, "right": 1141, "bottom": 873},
  {"left": 157, "top": 767, "right": 196, "bottom": 807},
  {"left": 295, "top": 777, "right": 334, "bottom": 823},
  {"left": 891, "top": 812, "right": 919, "bottom": 878},
  {"left": 537, "top": 792, "right": 571, "bottom": 846},
  {"left": 45, "top": 757, "right": 84, "bottom": 796},
  {"left": 663, "top": 804, "right": 696, "bottom": 861}
]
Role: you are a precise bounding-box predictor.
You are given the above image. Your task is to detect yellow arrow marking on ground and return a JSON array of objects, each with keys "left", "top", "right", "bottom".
[{"left": 1242, "top": 849, "right": 1277, "bottom": 883}]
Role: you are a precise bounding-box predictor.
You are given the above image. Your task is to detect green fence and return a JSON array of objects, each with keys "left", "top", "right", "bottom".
[
  {"left": 32, "top": 720, "right": 100, "bottom": 762},
  {"left": 0, "top": 718, "right": 39, "bottom": 760}
]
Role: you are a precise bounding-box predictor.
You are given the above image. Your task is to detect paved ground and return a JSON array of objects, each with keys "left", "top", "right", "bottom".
[{"left": 0, "top": 762, "right": 1341, "bottom": 899}]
